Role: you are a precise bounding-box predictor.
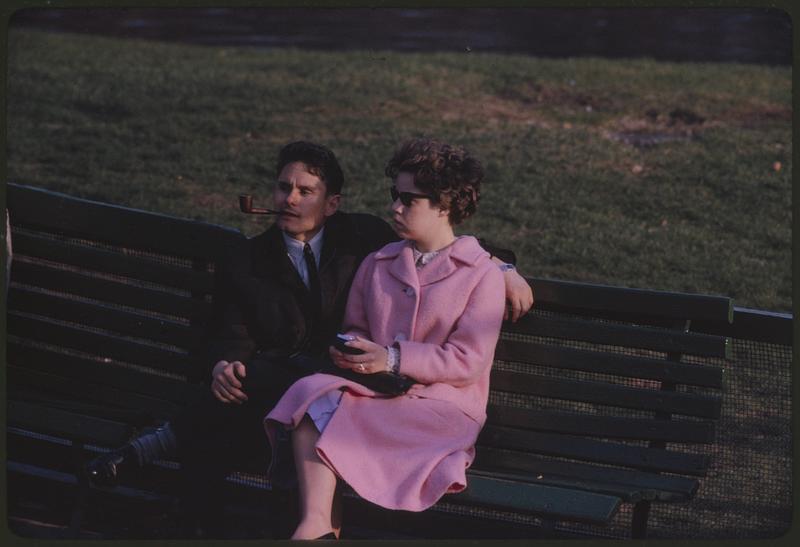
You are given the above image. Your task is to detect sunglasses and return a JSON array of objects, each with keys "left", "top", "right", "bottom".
[{"left": 390, "top": 186, "right": 431, "bottom": 207}]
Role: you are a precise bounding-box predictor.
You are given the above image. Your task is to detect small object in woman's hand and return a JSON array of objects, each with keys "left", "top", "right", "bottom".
[{"left": 332, "top": 334, "right": 366, "bottom": 355}]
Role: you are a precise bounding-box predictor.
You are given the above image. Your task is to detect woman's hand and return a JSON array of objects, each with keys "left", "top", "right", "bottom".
[{"left": 329, "top": 336, "right": 388, "bottom": 374}]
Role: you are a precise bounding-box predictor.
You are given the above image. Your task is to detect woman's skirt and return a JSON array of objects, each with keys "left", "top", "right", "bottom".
[{"left": 264, "top": 373, "right": 481, "bottom": 512}]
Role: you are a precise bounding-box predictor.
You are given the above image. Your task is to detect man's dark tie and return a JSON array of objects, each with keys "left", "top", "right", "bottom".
[{"left": 303, "top": 243, "right": 321, "bottom": 312}]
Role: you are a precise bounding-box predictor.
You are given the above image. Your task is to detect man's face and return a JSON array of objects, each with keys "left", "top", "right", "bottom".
[{"left": 273, "top": 161, "right": 340, "bottom": 242}]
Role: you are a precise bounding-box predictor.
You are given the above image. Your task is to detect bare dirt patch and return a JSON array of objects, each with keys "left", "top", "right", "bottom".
[
  {"left": 722, "top": 102, "right": 792, "bottom": 128},
  {"left": 427, "top": 81, "right": 623, "bottom": 130},
  {"left": 602, "top": 100, "right": 791, "bottom": 148},
  {"left": 433, "top": 93, "right": 553, "bottom": 129},
  {"left": 499, "top": 81, "right": 619, "bottom": 112},
  {"left": 602, "top": 109, "right": 707, "bottom": 148}
]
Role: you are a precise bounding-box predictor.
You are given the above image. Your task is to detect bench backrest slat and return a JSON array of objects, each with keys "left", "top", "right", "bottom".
[
  {"left": 530, "top": 277, "right": 733, "bottom": 324},
  {"left": 8, "top": 400, "right": 133, "bottom": 447},
  {"left": 9, "top": 260, "right": 212, "bottom": 320},
  {"left": 486, "top": 405, "right": 716, "bottom": 443},
  {"left": 8, "top": 312, "right": 191, "bottom": 376},
  {"left": 490, "top": 370, "right": 722, "bottom": 418},
  {"left": 9, "top": 287, "right": 195, "bottom": 348},
  {"left": 7, "top": 366, "right": 184, "bottom": 421},
  {"left": 12, "top": 230, "right": 216, "bottom": 292},
  {"left": 479, "top": 426, "right": 709, "bottom": 476},
  {"left": 503, "top": 314, "right": 730, "bottom": 359},
  {"left": 495, "top": 340, "right": 724, "bottom": 388},
  {"left": 8, "top": 183, "right": 238, "bottom": 261},
  {"left": 8, "top": 342, "right": 193, "bottom": 404}
]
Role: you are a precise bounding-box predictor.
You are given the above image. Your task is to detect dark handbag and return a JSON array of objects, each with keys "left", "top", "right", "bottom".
[{"left": 284, "top": 352, "right": 415, "bottom": 396}]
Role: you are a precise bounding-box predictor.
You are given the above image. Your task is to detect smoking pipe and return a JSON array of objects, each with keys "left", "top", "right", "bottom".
[{"left": 239, "top": 194, "right": 281, "bottom": 215}]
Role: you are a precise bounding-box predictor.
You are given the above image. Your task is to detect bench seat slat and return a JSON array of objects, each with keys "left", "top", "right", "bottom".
[
  {"left": 491, "top": 370, "right": 722, "bottom": 418},
  {"left": 11, "top": 231, "right": 215, "bottom": 292},
  {"left": 7, "top": 313, "right": 190, "bottom": 375},
  {"left": 479, "top": 425, "right": 710, "bottom": 476},
  {"left": 456, "top": 471, "right": 621, "bottom": 524},
  {"left": 8, "top": 400, "right": 132, "bottom": 447},
  {"left": 473, "top": 448, "right": 699, "bottom": 502},
  {"left": 486, "top": 405, "right": 716, "bottom": 443},
  {"left": 8, "top": 342, "right": 196, "bottom": 404},
  {"left": 495, "top": 340, "right": 724, "bottom": 388},
  {"left": 8, "top": 367, "right": 183, "bottom": 422},
  {"left": 503, "top": 314, "right": 731, "bottom": 359},
  {"left": 468, "top": 465, "right": 646, "bottom": 503},
  {"left": 10, "top": 259, "right": 212, "bottom": 321},
  {"left": 9, "top": 286, "right": 197, "bottom": 348},
  {"left": 8, "top": 182, "right": 245, "bottom": 261},
  {"left": 8, "top": 460, "right": 171, "bottom": 506}
]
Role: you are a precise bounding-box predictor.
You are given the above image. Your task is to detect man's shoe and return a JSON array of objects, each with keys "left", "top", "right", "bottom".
[{"left": 84, "top": 445, "right": 137, "bottom": 487}]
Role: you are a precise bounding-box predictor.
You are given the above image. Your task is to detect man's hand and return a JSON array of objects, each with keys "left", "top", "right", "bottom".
[
  {"left": 502, "top": 267, "right": 534, "bottom": 322},
  {"left": 211, "top": 360, "right": 249, "bottom": 404}
]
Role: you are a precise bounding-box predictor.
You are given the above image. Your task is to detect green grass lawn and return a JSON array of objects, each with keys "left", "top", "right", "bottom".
[{"left": 6, "top": 29, "right": 792, "bottom": 312}]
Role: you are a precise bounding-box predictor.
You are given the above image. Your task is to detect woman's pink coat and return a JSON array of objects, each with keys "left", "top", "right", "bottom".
[{"left": 264, "top": 236, "right": 505, "bottom": 511}]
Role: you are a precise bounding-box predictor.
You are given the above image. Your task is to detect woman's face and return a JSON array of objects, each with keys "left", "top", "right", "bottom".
[{"left": 390, "top": 172, "right": 450, "bottom": 243}]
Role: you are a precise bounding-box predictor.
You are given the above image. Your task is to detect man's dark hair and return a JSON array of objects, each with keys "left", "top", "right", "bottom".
[
  {"left": 276, "top": 141, "right": 345, "bottom": 195},
  {"left": 385, "top": 138, "right": 483, "bottom": 225}
]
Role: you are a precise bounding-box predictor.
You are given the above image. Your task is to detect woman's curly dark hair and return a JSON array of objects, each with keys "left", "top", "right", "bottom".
[{"left": 384, "top": 138, "right": 483, "bottom": 225}]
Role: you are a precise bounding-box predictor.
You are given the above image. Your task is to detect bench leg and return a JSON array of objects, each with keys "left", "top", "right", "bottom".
[{"left": 631, "top": 500, "right": 651, "bottom": 539}]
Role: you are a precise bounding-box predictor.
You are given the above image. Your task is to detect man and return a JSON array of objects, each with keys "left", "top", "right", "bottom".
[{"left": 85, "top": 141, "right": 533, "bottom": 537}]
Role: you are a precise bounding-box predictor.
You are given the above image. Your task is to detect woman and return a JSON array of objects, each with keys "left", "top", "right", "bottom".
[{"left": 264, "top": 138, "right": 505, "bottom": 540}]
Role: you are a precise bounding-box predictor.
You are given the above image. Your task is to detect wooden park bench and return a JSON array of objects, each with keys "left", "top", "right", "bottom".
[{"left": 5, "top": 182, "right": 731, "bottom": 539}]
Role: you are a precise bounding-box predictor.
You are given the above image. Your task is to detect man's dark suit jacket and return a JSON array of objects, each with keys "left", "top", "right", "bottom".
[{"left": 201, "top": 212, "right": 397, "bottom": 383}]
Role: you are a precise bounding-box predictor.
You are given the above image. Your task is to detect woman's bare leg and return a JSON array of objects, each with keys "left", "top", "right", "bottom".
[{"left": 291, "top": 415, "right": 339, "bottom": 539}]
